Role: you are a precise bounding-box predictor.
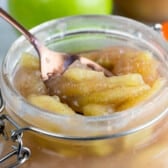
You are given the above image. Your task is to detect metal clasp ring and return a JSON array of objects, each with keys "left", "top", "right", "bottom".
[
  {"left": 0, "top": 89, "right": 31, "bottom": 168},
  {"left": 0, "top": 114, "right": 31, "bottom": 168}
]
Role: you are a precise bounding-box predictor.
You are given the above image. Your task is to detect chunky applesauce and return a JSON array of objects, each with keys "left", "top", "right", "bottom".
[
  {"left": 14, "top": 46, "right": 164, "bottom": 116},
  {"left": 9, "top": 46, "right": 168, "bottom": 168}
]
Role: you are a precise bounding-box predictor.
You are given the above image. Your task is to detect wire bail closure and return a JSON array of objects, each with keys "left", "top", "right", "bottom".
[
  {"left": 0, "top": 114, "right": 31, "bottom": 168},
  {"left": 0, "top": 90, "right": 31, "bottom": 168}
]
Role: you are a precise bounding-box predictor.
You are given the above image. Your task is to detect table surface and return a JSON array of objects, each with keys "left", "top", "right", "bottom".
[{"left": 0, "top": 1, "right": 18, "bottom": 64}]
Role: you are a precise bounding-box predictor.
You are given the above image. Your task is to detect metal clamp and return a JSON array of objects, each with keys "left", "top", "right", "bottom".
[
  {"left": 0, "top": 89, "right": 31, "bottom": 168},
  {"left": 0, "top": 114, "right": 31, "bottom": 168}
]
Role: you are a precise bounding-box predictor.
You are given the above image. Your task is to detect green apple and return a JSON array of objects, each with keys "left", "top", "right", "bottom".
[{"left": 8, "top": 0, "right": 113, "bottom": 29}]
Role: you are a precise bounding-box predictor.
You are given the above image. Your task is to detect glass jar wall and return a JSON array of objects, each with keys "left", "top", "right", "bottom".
[{"left": 1, "top": 15, "right": 168, "bottom": 168}]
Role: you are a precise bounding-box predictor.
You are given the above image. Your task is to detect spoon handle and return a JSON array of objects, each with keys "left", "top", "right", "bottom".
[{"left": 0, "top": 7, "right": 40, "bottom": 54}]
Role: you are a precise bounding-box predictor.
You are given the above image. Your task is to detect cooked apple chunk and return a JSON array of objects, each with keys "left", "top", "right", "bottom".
[{"left": 28, "top": 95, "right": 75, "bottom": 115}]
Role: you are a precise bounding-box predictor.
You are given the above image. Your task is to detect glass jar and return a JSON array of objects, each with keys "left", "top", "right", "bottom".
[
  {"left": 1, "top": 15, "right": 168, "bottom": 168},
  {"left": 114, "top": 0, "right": 168, "bottom": 23}
]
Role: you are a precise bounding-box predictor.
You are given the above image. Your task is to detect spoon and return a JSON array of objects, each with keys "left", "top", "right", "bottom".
[{"left": 0, "top": 8, "right": 111, "bottom": 81}]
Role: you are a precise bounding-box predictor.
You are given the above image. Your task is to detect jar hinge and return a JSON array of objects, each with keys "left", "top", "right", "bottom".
[{"left": 0, "top": 114, "right": 31, "bottom": 168}]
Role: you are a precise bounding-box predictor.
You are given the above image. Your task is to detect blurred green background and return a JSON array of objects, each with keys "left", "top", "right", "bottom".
[{"left": 8, "top": 0, "right": 113, "bottom": 29}]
